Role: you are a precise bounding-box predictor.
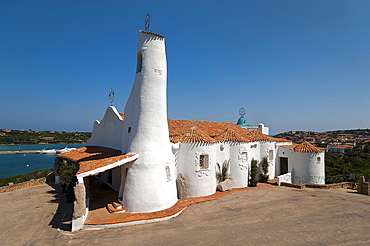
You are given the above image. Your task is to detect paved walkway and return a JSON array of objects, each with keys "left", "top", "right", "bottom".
[
  {"left": 85, "top": 179, "right": 277, "bottom": 227},
  {"left": 1, "top": 180, "right": 370, "bottom": 245}
]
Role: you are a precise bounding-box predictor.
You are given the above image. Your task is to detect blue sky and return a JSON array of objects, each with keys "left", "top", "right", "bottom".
[{"left": 1, "top": 0, "right": 369, "bottom": 135}]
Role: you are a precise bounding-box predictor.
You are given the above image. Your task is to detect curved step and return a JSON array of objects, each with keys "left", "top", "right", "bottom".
[{"left": 107, "top": 203, "right": 125, "bottom": 213}]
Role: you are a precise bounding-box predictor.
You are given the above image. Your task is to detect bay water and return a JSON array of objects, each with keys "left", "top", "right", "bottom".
[{"left": 0, "top": 144, "right": 85, "bottom": 179}]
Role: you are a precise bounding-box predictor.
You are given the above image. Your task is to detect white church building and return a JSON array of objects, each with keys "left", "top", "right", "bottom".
[{"left": 56, "top": 29, "right": 326, "bottom": 231}]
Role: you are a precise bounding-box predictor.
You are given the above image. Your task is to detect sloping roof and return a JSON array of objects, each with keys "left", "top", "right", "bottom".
[
  {"left": 213, "top": 127, "right": 249, "bottom": 142},
  {"left": 167, "top": 119, "right": 289, "bottom": 144},
  {"left": 281, "top": 141, "right": 324, "bottom": 153},
  {"left": 171, "top": 127, "right": 214, "bottom": 143},
  {"left": 139, "top": 30, "right": 165, "bottom": 38},
  {"left": 57, "top": 146, "right": 138, "bottom": 177}
]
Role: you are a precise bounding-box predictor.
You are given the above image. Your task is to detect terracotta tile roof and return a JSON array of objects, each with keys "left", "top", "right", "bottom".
[
  {"left": 213, "top": 127, "right": 249, "bottom": 142},
  {"left": 281, "top": 141, "right": 324, "bottom": 153},
  {"left": 57, "top": 146, "right": 137, "bottom": 176},
  {"left": 119, "top": 113, "right": 124, "bottom": 119},
  {"left": 167, "top": 119, "right": 289, "bottom": 144},
  {"left": 327, "top": 145, "right": 353, "bottom": 149},
  {"left": 171, "top": 127, "right": 215, "bottom": 143},
  {"left": 139, "top": 30, "right": 165, "bottom": 38}
]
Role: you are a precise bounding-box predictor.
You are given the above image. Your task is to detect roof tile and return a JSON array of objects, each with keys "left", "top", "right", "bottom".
[{"left": 57, "top": 146, "right": 136, "bottom": 175}]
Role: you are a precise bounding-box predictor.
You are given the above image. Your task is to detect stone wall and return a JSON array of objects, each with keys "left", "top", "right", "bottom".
[
  {"left": 357, "top": 176, "right": 370, "bottom": 195},
  {"left": 0, "top": 173, "right": 53, "bottom": 193},
  {"left": 281, "top": 182, "right": 352, "bottom": 190}
]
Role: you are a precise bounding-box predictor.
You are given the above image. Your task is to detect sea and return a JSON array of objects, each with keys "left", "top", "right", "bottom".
[{"left": 0, "top": 143, "right": 85, "bottom": 179}]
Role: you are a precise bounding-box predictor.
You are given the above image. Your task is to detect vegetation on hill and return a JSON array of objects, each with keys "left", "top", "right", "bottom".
[
  {"left": 273, "top": 128, "right": 370, "bottom": 146},
  {"left": 326, "top": 141, "right": 370, "bottom": 179},
  {"left": 0, "top": 129, "right": 91, "bottom": 145},
  {"left": 0, "top": 169, "right": 53, "bottom": 187}
]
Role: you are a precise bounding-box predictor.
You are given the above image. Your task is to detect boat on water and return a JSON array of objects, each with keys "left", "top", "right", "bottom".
[
  {"left": 38, "top": 149, "right": 57, "bottom": 154},
  {"left": 56, "top": 147, "right": 76, "bottom": 153}
]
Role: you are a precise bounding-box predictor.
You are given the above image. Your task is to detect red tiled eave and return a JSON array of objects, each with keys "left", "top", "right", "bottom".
[
  {"left": 139, "top": 30, "right": 165, "bottom": 38},
  {"left": 57, "top": 146, "right": 137, "bottom": 176},
  {"left": 281, "top": 142, "right": 325, "bottom": 153}
]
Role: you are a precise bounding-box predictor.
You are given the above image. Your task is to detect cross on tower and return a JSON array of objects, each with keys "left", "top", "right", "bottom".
[
  {"left": 109, "top": 88, "right": 115, "bottom": 105},
  {"left": 145, "top": 13, "right": 151, "bottom": 32}
]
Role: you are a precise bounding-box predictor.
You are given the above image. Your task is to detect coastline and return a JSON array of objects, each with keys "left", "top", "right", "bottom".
[
  {"left": 0, "top": 142, "right": 86, "bottom": 146},
  {"left": 0, "top": 149, "right": 64, "bottom": 155}
]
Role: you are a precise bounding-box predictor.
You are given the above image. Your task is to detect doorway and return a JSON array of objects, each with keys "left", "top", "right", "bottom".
[{"left": 280, "top": 157, "right": 288, "bottom": 174}]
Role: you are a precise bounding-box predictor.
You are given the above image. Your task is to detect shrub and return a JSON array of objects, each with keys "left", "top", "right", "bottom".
[
  {"left": 58, "top": 160, "right": 79, "bottom": 203},
  {"left": 216, "top": 159, "right": 231, "bottom": 182},
  {"left": 259, "top": 156, "right": 269, "bottom": 182},
  {"left": 249, "top": 159, "right": 258, "bottom": 187}
]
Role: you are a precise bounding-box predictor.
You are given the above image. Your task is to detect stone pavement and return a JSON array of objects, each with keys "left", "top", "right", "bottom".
[
  {"left": 85, "top": 177, "right": 277, "bottom": 227},
  {"left": 1, "top": 180, "right": 370, "bottom": 246}
]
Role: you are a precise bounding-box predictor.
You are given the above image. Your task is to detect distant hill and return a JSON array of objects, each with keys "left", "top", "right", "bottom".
[
  {"left": 0, "top": 129, "right": 92, "bottom": 145},
  {"left": 325, "top": 141, "right": 370, "bottom": 179},
  {"left": 273, "top": 129, "right": 370, "bottom": 146}
]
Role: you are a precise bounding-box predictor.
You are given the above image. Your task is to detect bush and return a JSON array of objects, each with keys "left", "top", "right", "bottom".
[
  {"left": 259, "top": 156, "right": 269, "bottom": 182},
  {"left": 216, "top": 159, "right": 231, "bottom": 182},
  {"left": 249, "top": 159, "right": 258, "bottom": 187},
  {"left": 59, "top": 161, "right": 79, "bottom": 203}
]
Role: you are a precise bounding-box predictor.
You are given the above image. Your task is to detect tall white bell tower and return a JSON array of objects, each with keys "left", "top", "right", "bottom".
[{"left": 120, "top": 29, "right": 178, "bottom": 213}]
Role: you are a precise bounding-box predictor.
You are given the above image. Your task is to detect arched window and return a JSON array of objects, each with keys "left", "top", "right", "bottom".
[{"left": 136, "top": 51, "right": 142, "bottom": 73}]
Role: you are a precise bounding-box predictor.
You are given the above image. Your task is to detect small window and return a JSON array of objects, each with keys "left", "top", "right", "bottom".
[
  {"left": 317, "top": 157, "right": 321, "bottom": 164},
  {"left": 199, "top": 155, "right": 209, "bottom": 169},
  {"left": 241, "top": 151, "right": 248, "bottom": 162},
  {"left": 268, "top": 150, "right": 274, "bottom": 161},
  {"left": 128, "top": 127, "right": 131, "bottom": 133}
]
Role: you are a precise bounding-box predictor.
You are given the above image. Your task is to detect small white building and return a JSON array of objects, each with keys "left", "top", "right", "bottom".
[
  {"left": 56, "top": 29, "right": 326, "bottom": 231},
  {"left": 277, "top": 142, "right": 326, "bottom": 185}
]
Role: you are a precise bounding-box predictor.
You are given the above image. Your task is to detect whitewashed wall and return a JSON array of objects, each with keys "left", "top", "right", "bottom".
[
  {"left": 120, "top": 31, "right": 177, "bottom": 213},
  {"left": 176, "top": 142, "right": 217, "bottom": 197},
  {"left": 87, "top": 106, "right": 124, "bottom": 150},
  {"left": 259, "top": 141, "right": 276, "bottom": 179},
  {"left": 258, "top": 123, "right": 269, "bottom": 135},
  {"left": 230, "top": 142, "right": 250, "bottom": 188},
  {"left": 277, "top": 147, "right": 325, "bottom": 184}
]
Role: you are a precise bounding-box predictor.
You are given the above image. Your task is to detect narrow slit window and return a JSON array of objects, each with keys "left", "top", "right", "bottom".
[
  {"left": 165, "top": 166, "right": 171, "bottom": 181},
  {"left": 136, "top": 51, "right": 142, "bottom": 73},
  {"left": 268, "top": 150, "right": 274, "bottom": 161}
]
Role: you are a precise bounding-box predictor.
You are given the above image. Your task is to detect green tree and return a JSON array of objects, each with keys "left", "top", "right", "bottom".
[
  {"left": 259, "top": 156, "right": 269, "bottom": 182},
  {"left": 59, "top": 161, "right": 79, "bottom": 203},
  {"left": 249, "top": 159, "right": 258, "bottom": 187}
]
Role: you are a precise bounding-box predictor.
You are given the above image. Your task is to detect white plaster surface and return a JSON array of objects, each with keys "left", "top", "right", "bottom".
[
  {"left": 120, "top": 31, "right": 177, "bottom": 212},
  {"left": 177, "top": 142, "right": 217, "bottom": 197},
  {"left": 277, "top": 147, "right": 325, "bottom": 184},
  {"left": 87, "top": 106, "right": 124, "bottom": 151}
]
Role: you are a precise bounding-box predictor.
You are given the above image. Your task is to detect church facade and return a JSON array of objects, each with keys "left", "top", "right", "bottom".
[{"left": 56, "top": 29, "right": 326, "bottom": 231}]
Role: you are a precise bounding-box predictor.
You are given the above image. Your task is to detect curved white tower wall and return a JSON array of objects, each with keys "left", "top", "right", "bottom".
[
  {"left": 230, "top": 142, "right": 249, "bottom": 188},
  {"left": 293, "top": 152, "right": 325, "bottom": 184},
  {"left": 120, "top": 31, "right": 177, "bottom": 212},
  {"left": 259, "top": 141, "right": 276, "bottom": 179},
  {"left": 177, "top": 142, "right": 217, "bottom": 197}
]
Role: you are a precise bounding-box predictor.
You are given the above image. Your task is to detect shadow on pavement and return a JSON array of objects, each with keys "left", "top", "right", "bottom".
[{"left": 46, "top": 177, "right": 73, "bottom": 232}]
